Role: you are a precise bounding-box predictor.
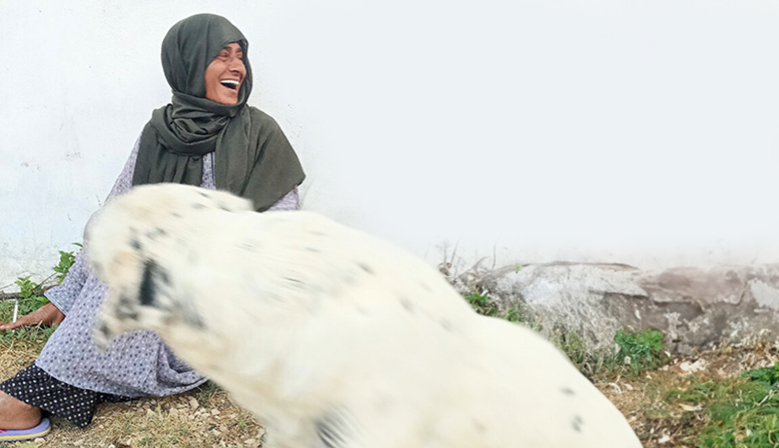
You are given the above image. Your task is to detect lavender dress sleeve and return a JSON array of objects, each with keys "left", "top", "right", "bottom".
[
  {"left": 36, "top": 137, "right": 300, "bottom": 398},
  {"left": 267, "top": 187, "right": 300, "bottom": 211}
]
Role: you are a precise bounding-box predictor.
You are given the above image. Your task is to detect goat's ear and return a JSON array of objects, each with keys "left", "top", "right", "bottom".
[{"left": 139, "top": 260, "right": 158, "bottom": 307}]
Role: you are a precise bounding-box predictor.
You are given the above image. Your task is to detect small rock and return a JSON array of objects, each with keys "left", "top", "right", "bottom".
[
  {"left": 34, "top": 439, "right": 45, "bottom": 444},
  {"left": 679, "top": 359, "right": 708, "bottom": 374},
  {"left": 146, "top": 408, "right": 156, "bottom": 417},
  {"left": 74, "top": 440, "right": 85, "bottom": 446},
  {"left": 211, "top": 408, "right": 220, "bottom": 416},
  {"left": 212, "top": 429, "right": 222, "bottom": 436},
  {"left": 679, "top": 403, "right": 702, "bottom": 412},
  {"left": 188, "top": 397, "right": 199, "bottom": 411},
  {"left": 243, "top": 439, "right": 257, "bottom": 447},
  {"left": 169, "top": 408, "right": 179, "bottom": 417}
]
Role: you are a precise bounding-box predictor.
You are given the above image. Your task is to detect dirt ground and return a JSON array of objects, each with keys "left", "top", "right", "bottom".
[{"left": 2, "top": 335, "right": 775, "bottom": 447}]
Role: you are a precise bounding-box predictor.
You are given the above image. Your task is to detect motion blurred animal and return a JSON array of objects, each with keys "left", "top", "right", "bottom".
[{"left": 87, "top": 183, "right": 641, "bottom": 448}]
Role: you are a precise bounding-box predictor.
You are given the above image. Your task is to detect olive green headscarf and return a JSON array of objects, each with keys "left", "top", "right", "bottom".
[{"left": 132, "top": 13, "right": 305, "bottom": 211}]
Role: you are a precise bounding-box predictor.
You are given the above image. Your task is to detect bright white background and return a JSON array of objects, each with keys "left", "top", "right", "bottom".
[{"left": 3, "top": 0, "right": 779, "bottom": 288}]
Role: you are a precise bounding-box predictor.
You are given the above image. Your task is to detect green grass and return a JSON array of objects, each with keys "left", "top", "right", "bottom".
[
  {"left": 463, "top": 292, "right": 539, "bottom": 327},
  {"left": 662, "top": 365, "right": 779, "bottom": 447},
  {"left": 52, "top": 243, "right": 81, "bottom": 284},
  {"left": 614, "top": 328, "right": 666, "bottom": 375},
  {"left": 0, "top": 245, "right": 79, "bottom": 344},
  {"left": 0, "top": 276, "right": 51, "bottom": 325},
  {"left": 0, "top": 324, "right": 57, "bottom": 345}
]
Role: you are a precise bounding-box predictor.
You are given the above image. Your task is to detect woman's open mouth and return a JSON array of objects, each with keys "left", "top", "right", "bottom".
[{"left": 219, "top": 79, "right": 240, "bottom": 91}]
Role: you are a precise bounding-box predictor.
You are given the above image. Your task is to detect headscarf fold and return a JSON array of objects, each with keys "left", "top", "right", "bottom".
[{"left": 132, "top": 13, "right": 304, "bottom": 211}]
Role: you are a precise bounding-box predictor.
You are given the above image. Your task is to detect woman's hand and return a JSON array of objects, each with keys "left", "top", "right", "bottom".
[{"left": 0, "top": 303, "right": 65, "bottom": 331}]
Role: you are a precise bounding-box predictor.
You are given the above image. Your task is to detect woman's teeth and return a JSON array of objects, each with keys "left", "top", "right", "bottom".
[{"left": 220, "top": 80, "right": 239, "bottom": 91}]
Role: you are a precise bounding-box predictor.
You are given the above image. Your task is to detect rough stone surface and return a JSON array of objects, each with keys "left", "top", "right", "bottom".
[{"left": 477, "top": 262, "right": 779, "bottom": 353}]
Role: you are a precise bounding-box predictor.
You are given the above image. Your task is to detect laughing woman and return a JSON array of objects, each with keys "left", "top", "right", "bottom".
[{"left": 0, "top": 13, "right": 304, "bottom": 441}]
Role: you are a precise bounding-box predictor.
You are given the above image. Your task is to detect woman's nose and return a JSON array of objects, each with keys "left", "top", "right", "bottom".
[{"left": 228, "top": 57, "right": 245, "bottom": 73}]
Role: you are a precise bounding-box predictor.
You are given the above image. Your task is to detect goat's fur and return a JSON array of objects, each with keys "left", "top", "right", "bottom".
[{"left": 88, "top": 183, "right": 641, "bottom": 448}]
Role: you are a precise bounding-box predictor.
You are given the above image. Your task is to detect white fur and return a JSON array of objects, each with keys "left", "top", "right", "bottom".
[{"left": 88, "top": 183, "right": 641, "bottom": 448}]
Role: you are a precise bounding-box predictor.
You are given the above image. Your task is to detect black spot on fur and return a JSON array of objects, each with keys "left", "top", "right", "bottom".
[
  {"left": 572, "top": 415, "right": 583, "bottom": 433},
  {"left": 116, "top": 294, "right": 139, "bottom": 321},
  {"left": 357, "top": 263, "right": 374, "bottom": 275},
  {"left": 182, "top": 306, "right": 205, "bottom": 329},
  {"left": 217, "top": 202, "right": 232, "bottom": 211},
  {"left": 315, "top": 407, "right": 354, "bottom": 448},
  {"left": 198, "top": 191, "right": 211, "bottom": 198},
  {"left": 171, "top": 212, "right": 182, "bottom": 218},
  {"left": 139, "top": 260, "right": 158, "bottom": 306},
  {"left": 131, "top": 239, "right": 142, "bottom": 250},
  {"left": 116, "top": 309, "right": 139, "bottom": 321},
  {"left": 399, "top": 297, "right": 415, "bottom": 314},
  {"left": 192, "top": 203, "right": 205, "bottom": 210},
  {"left": 118, "top": 295, "right": 133, "bottom": 308},
  {"left": 159, "top": 268, "right": 171, "bottom": 286},
  {"left": 561, "top": 387, "right": 575, "bottom": 396},
  {"left": 98, "top": 322, "right": 111, "bottom": 338},
  {"left": 146, "top": 227, "right": 168, "bottom": 241},
  {"left": 186, "top": 315, "right": 205, "bottom": 329},
  {"left": 284, "top": 277, "right": 304, "bottom": 288}
]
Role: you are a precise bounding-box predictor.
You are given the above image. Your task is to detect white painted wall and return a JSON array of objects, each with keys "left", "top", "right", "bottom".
[{"left": 3, "top": 0, "right": 779, "bottom": 289}]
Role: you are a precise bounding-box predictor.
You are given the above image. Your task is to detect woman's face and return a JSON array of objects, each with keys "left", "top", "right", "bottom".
[{"left": 204, "top": 42, "right": 247, "bottom": 105}]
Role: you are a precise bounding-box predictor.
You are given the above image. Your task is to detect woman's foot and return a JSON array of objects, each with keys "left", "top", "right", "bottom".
[{"left": 0, "top": 390, "right": 41, "bottom": 429}]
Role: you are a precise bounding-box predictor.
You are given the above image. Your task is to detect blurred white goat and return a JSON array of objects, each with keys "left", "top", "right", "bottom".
[{"left": 87, "top": 183, "right": 641, "bottom": 448}]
